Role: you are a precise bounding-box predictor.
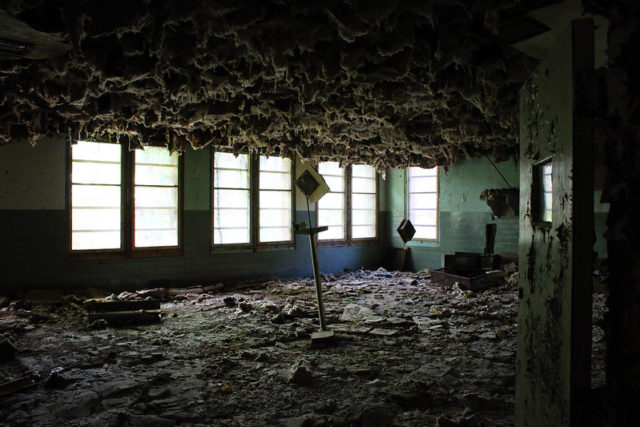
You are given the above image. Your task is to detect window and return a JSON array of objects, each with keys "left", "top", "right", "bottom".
[
  {"left": 259, "top": 156, "right": 292, "bottom": 243},
  {"left": 212, "top": 151, "right": 294, "bottom": 248},
  {"left": 213, "top": 153, "right": 250, "bottom": 244},
  {"left": 134, "top": 148, "right": 180, "bottom": 247},
  {"left": 71, "top": 141, "right": 121, "bottom": 250},
  {"left": 317, "top": 162, "right": 345, "bottom": 241},
  {"left": 316, "top": 162, "right": 377, "bottom": 243},
  {"left": 351, "top": 165, "right": 377, "bottom": 239},
  {"left": 69, "top": 140, "right": 182, "bottom": 255},
  {"left": 541, "top": 163, "right": 553, "bottom": 222},
  {"left": 408, "top": 166, "right": 438, "bottom": 240},
  {"left": 533, "top": 160, "right": 552, "bottom": 223}
]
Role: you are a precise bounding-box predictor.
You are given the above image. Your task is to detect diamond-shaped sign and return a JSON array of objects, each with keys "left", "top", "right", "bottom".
[{"left": 396, "top": 219, "right": 416, "bottom": 243}]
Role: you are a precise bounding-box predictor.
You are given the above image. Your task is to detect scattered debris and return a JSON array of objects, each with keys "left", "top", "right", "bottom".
[{"left": 0, "top": 268, "right": 606, "bottom": 425}]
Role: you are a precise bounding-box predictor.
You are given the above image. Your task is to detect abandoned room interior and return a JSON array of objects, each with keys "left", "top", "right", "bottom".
[{"left": 0, "top": 0, "right": 638, "bottom": 425}]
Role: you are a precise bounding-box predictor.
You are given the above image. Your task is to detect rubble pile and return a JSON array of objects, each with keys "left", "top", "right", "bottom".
[
  {"left": 0, "top": 0, "right": 538, "bottom": 168},
  {"left": 0, "top": 268, "right": 606, "bottom": 425}
]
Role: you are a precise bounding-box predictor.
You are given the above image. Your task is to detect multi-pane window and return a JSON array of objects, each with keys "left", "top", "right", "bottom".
[
  {"left": 316, "top": 162, "right": 377, "bottom": 243},
  {"left": 317, "top": 162, "right": 346, "bottom": 241},
  {"left": 71, "top": 141, "right": 122, "bottom": 250},
  {"left": 134, "top": 148, "right": 179, "bottom": 247},
  {"left": 541, "top": 162, "right": 553, "bottom": 222},
  {"left": 213, "top": 153, "right": 250, "bottom": 244},
  {"left": 212, "top": 152, "right": 293, "bottom": 247},
  {"left": 259, "top": 156, "right": 292, "bottom": 243},
  {"left": 351, "top": 165, "right": 377, "bottom": 239},
  {"left": 69, "top": 141, "right": 182, "bottom": 254},
  {"left": 408, "top": 166, "right": 438, "bottom": 240}
]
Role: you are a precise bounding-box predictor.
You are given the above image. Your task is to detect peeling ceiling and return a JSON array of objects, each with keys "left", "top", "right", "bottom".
[{"left": 0, "top": 0, "right": 545, "bottom": 168}]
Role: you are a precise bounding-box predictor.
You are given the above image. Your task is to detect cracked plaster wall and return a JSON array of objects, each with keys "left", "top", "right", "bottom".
[{"left": 515, "top": 20, "right": 594, "bottom": 426}]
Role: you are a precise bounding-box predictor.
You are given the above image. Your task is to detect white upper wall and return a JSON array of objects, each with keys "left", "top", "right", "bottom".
[{"left": 0, "top": 138, "right": 66, "bottom": 210}]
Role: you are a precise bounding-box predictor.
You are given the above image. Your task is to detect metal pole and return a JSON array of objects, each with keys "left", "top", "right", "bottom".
[{"left": 306, "top": 197, "right": 327, "bottom": 331}]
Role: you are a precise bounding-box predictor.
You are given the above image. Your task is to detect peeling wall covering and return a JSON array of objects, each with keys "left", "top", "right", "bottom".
[
  {"left": 0, "top": 0, "right": 537, "bottom": 168},
  {"left": 515, "top": 20, "right": 594, "bottom": 426}
]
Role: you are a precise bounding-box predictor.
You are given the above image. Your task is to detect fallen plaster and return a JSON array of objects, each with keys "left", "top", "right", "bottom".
[{"left": 0, "top": 267, "right": 606, "bottom": 426}]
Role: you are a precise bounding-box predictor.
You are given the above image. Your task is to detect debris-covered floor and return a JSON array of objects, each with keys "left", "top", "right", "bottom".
[{"left": 1, "top": 268, "right": 606, "bottom": 426}]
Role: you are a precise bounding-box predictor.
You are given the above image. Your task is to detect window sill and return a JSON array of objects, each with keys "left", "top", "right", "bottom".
[
  {"left": 66, "top": 247, "right": 183, "bottom": 261},
  {"left": 317, "top": 239, "right": 348, "bottom": 248},
  {"left": 210, "top": 242, "right": 296, "bottom": 254},
  {"left": 130, "top": 247, "right": 183, "bottom": 258},
  {"left": 66, "top": 250, "right": 126, "bottom": 261}
]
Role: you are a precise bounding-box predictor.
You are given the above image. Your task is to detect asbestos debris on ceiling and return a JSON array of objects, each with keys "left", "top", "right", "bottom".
[{"left": 0, "top": 0, "right": 541, "bottom": 168}]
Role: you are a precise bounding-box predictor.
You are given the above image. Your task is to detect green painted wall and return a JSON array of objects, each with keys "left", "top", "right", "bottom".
[
  {"left": 386, "top": 157, "right": 521, "bottom": 271},
  {"left": 385, "top": 156, "right": 607, "bottom": 271}
]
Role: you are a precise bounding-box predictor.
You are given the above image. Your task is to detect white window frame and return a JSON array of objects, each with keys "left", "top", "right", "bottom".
[
  {"left": 211, "top": 150, "right": 295, "bottom": 250},
  {"left": 316, "top": 162, "right": 378, "bottom": 245},
  {"left": 407, "top": 166, "right": 439, "bottom": 241},
  {"left": 316, "top": 161, "right": 347, "bottom": 242},
  {"left": 68, "top": 140, "right": 183, "bottom": 258}
]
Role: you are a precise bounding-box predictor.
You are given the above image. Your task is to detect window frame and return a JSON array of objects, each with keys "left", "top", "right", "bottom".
[
  {"left": 210, "top": 149, "right": 296, "bottom": 251},
  {"left": 315, "top": 163, "right": 379, "bottom": 247},
  {"left": 66, "top": 140, "right": 184, "bottom": 260},
  {"left": 406, "top": 166, "right": 439, "bottom": 242},
  {"left": 211, "top": 152, "right": 253, "bottom": 251},
  {"left": 532, "top": 157, "right": 553, "bottom": 228},
  {"left": 315, "top": 161, "right": 348, "bottom": 245}
]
